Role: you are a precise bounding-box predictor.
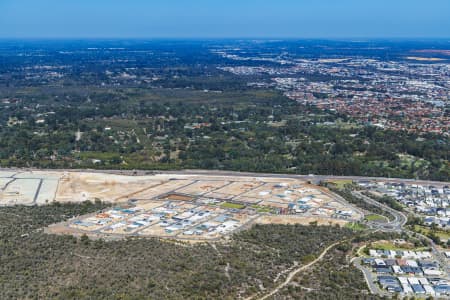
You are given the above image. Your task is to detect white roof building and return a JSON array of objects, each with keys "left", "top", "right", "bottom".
[
  {"left": 406, "top": 260, "right": 418, "bottom": 267},
  {"left": 401, "top": 283, "right": 413, "bottom": 294},
  {"left": 423, "top": 285, "right": 435, "bottom": 295},
  {"left": 423, "top": 269, "right": 442, "bottom": 276},
  {"left": 398, "top": 277, "right": 409, "bottom": 285}
]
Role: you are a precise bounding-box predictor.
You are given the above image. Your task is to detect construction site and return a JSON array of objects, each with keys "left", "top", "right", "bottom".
[{"left": 0, "top": 170, "right": 362, "bottom": 241}]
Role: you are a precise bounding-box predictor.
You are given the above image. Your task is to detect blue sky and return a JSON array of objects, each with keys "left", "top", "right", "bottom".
[{"left": 1, "top": 0, "right": 450, "bottom": 38}]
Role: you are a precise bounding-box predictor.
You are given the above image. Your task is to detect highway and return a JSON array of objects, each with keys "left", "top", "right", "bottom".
[
  {"left": 3, "top": 167, "right": 450, "bottom": 297},
  {"left": 1, "top": 167, "right": 449, "bottom": 186},
  {"left": 161, "top": 169, "right": 449, "bottom": 186}
]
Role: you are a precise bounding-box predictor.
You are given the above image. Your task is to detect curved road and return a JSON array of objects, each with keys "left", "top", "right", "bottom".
[
  {"left": 349, "top": 192, "right": 450, "bottom": 296},
  {"left": 2, "top": 167, "right": 449, "bottom": 297},
  {"left": 351, "top": 191, "right": 408, "bottom": 231},
  {"left": 352, "top": 257, "right": 389, "bottom": 297}
]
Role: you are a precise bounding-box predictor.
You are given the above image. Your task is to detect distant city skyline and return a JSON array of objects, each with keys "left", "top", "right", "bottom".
[{"left": 1, "top": 0, "right": 450, "bottom": 39}]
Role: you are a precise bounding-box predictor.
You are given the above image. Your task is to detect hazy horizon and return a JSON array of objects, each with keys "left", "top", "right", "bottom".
[{"left": 1, "top": 0, "right": 450, "bottom": 39}]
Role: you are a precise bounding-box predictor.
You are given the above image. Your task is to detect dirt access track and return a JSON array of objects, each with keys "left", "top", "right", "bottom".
[{"left": 1, "top": 170, "right": 361, "bottom": 241}]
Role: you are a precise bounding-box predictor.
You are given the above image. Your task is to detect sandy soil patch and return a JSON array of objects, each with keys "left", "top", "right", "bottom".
[{"left": 255, "top": 215, "right": 348, "bottom": 226}]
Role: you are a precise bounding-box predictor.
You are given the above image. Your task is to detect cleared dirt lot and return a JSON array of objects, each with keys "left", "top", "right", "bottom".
[
  {"left": 255, "top": 215, "right": 348, "bottom": 226},
  {"left": 1, "top": 170, "right": 361, "bottom": 241},
  {"left": 55, "top": 172, "right": 167, "bottom": 202}
]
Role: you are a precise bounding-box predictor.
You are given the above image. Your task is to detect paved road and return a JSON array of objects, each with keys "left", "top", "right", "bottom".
[
  {"left": 350, "top": 192, "right": 450, "bottom": 296},
  {"left": 352, "top": 257, "right": 388, "bottom": 297},
  {"left": 1, "top": 167, "right": 449, "bottom": 185},
  {"left": 351, "top": 191, "right": 407, "bottom": 232},
  {"left": 4, "top": 167, "right": 449, "bottom": 297},
  {"left": 162, "top": 169, "right": 450, "bottom": 186},
  {"left": 321, "top": 188, "right": 365, "bottom": 221},
  {"left": 403, "top": 227, "right": 450, "bottom": 279},
  {"left": 32, "top": 179, "right": 43, "bottom": 205},
  {"left": 1, "top": 178, "right": 16, "bottom": 191}
]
